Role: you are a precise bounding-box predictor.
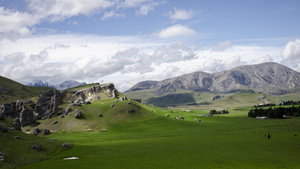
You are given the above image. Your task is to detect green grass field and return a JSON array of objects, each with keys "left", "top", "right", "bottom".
[{"left": 15, "top": 100, "right": 300, "bottom": 169}]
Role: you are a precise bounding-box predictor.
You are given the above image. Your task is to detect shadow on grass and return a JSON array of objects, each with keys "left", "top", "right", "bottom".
[{"left": 145, "top": 93, "right": 196, "bottom": 107}]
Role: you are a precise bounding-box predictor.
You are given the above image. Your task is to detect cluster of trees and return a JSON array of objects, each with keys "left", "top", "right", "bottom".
[
  {"left": 279, "top": 100, "right": 300, "bottom": 106},
  {"left": 248, "top": 105, "right": 300, "bottom": 119},
  {"left": 254, "top": 104, "right": 276, "bottom": 108},
  {"left": 210, "top": 109, "right": 229, "bottom": 115}
]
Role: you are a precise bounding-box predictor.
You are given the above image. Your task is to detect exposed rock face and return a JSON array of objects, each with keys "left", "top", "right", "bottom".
[
  {"left": 19, "top": 108, "right": 35, "bottom": 127},
  {"left": 75, "top": 109, "right": 83, "bottom": 119},
  {"left": 34, "top": 90, "right": 64, "bottom": 119},
  {"left": 67, "top": 83, "right": 118, "bottom": 103},
  {"left": 0, "top": 82, "right": 120, "bottom": 130},
  {"left": 0, "top": 103, "right": 17, "bottom": 119},
  {"left": 13, "top": 118, "right": 21, "bottom": 130},
  {"left": 126, "top": 62, "right": 300, "bottom": 95}
]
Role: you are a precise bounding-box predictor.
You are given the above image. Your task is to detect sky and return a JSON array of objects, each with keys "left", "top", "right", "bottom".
[{"left": 0, "top": 0, "right": 300, "bottom": 92}]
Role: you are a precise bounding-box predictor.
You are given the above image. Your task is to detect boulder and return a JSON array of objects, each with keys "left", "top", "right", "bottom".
[
  {"left": 31, "top": 143, "right": 41, "bottom": 151},
  {"left": 165, "top": 114, "right": 169, "bottom": 117},
  {"left": 32, "top": 127, "right": 40, "bottom": 135},
  {"left": 65, "top": 107, "right": 72, "bottom": 115},
  {"left": 0, "top": 152, "right": 6, "bottom": 162},
  {"left": 98, "top": 113, "right": 103, "bottom": 117},
  {"left": 43, "top": 129, "right": 51, "bottom": 135},
  {"left": 13, "top": 118, "right": 21, "bottom": 131},
  {"left": 0, "top": 103, "right": 17, "bottom": 119},
  {"left": 111, "top": 104, "right": 115, "bottom": 108},
  {"left": 34, "top": 90, "right": 63, "bottom": 119},
  {"left": 53, "top": 121, "right": 58, "bottom": 124},
  {"left": 19, "top": 107, "right": 35, "bottom": 127},
  {"left": 14, "top": 136, "right": 21, "bottom": 139},
  {"left": 119, "top": 96, "right": 128, "bottom": 101},
  {"left": 62, "top": 143, "right": 70, "bottom": 148},
  {"left": 75, "top": 109, "right": 83, "bottom": 119}
]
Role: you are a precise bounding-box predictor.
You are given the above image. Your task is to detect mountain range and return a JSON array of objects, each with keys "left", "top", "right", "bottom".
[
  {"left": 125, "top": 62, "right": 300, "bottom": 95},
  {"left": 27, "top": 80, "right": 86, "bottom": 90}
]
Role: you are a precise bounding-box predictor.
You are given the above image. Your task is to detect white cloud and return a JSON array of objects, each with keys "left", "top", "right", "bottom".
[
  {"left": 223, "top": 55, "right": 244, "bottom": 70},
  {"left": 153, "top": 42, "right": 197, "bottom": 64},
  {"left": 0, "top": 7, "right": 37, "bottom": 39},
  {"left": 211, "top": 41, "right": 232, "bottom": 51},
  {"left": 0, "top": 32, "right": 287, "bottom": 92},
  {"left": 102, "top": 11, "right": 125, "bottom": 20},
  {"left": 156, "top": 24, "right": 196, "bottom": 39},
  {"left": 0, "top": 0, "right": 163, "bottom": 40},
  {"left": 27, "top": 0, "right": 114, "bottom": 22},
  {"left": 251, "top": 55, "right": 273, "bottom": 64},
  {"left": 282, "top": 39, "right": 300, "bottom": 62},
  {"left": 169, "top": 8, "right": 193, "bottom": 20},
  {"left": 135, "top": 1, "right": 162, "bottom": 15},
  {"left": 281, "top": 39, "right": 300, "bottom": 72},
  {"left": 122, "top": 0, "right": 150, "bottom": 8}
]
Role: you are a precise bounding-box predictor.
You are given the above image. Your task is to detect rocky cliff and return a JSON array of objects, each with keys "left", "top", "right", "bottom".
[
  {"left": 0, "top": 83, "right": 119, "bottom": 128},
  {"left": 126, "top": 62, "right": 300, "bottom": 95}
]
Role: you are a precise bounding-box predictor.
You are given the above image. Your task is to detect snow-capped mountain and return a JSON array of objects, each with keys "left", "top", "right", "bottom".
[
  {"left": 27, "top": 80, "right": 56, "bottom": 89},
  {"left": 27, "top": 80, "right": 86, "bottom": 90}
]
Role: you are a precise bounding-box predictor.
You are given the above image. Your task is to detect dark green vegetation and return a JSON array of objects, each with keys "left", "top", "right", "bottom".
[
  {"left": 0, "top": 118, "right": 63, "bottom": 169},
  {"left": 248, "top": 105, "right": 300, "bottom": 118},
  {"left": 0, "top": 76, "right": 51, "bottom": 105}
]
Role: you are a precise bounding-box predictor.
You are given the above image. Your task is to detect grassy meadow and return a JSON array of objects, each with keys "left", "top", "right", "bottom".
[{"left": 15, "top": 99, "right": 300, "bottom": 169}]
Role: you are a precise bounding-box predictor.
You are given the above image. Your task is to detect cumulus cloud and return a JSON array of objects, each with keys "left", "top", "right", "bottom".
[
  {"left": 27, "top": 0, "right": 114, "bottom": 22},
  {"left": 281, "top": 39, "right": 300, "bottom": 72},
  {"left": 0, "top": 0, "right": 163, "bottom": 40},
  {"left": 4, "top": 52, "right": 25, "bottom": 64},
  {"left": 156, "top": 24, "right": 196, "bottom": 39},
  {"left": 202, "top": 59, "right": 222, "bottom": 72},
  {"left": 169, "top": 8, "right": 193, "bottom": 20},
  {"left": 160, "top": 65, "right": 180, "bottom": 79},
  {"left": 282, "top": 39, "right": 300, "bottom": 62},
  {"left": 153, "top": 42, "right": 197, "bottom": 64},
  {"left": 222, "top": 55, "right": 245, "bottom": 70},
  {"left": 0, "top": 32, "right": 286, "bottom": 91},
  {"left": 0, "top": 7, "right": 37, "bottom": 39},
  {"left": 251, "top": 55, "right": 273, "bottom": 64}
]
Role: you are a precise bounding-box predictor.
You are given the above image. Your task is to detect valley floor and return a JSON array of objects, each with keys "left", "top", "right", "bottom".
[{"left": 17, "top": 104, "right": 300, "bottom": 169}]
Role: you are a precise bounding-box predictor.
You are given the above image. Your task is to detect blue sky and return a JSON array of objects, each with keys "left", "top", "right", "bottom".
[{"left": 0, "top": 0, "right": 300, "bottom": 91}]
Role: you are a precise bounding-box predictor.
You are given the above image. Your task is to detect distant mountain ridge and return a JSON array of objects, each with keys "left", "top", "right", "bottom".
[
  {"left": 126, "top": 62, "right": 300, "bottom": 95},
  {"left": 27, "top": 80, "right": 86, "bottom": 90}
]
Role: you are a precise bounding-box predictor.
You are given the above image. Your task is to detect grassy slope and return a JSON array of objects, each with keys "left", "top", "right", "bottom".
[
  {"left": 18, "top": 100, "right": 300, "bottom": 169},
  {"left": 0, "top": 76, "right": 52, "bottom": 104},
  {"left": 0, "top": 118, "right": 62, "bottom": 169}
]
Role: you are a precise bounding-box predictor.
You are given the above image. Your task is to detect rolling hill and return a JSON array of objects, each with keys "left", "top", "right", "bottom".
[{"left": 0, "top": 76, "right": 53, "bottom": 105}]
